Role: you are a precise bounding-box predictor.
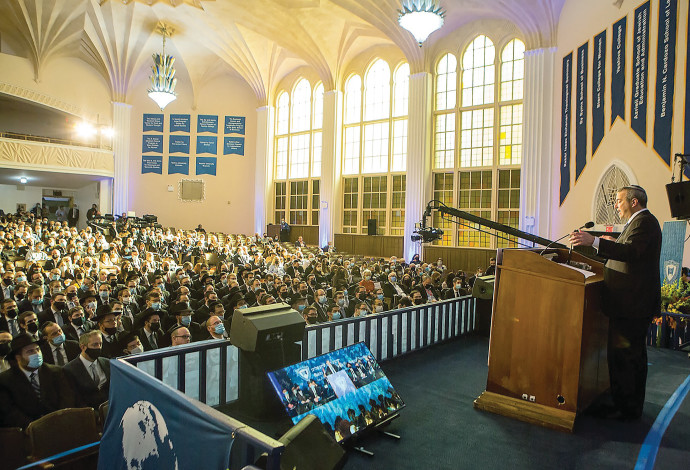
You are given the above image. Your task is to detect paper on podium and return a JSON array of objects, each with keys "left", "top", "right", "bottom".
[{"left": 559, "top": 262, "right": 597, "bottom": 278}]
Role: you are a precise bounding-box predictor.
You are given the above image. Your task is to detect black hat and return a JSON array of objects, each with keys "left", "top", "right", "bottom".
[
  {"left": 94, "top": 304, "right": 115, "bottom": 321},
  {"left": 200, "top": 274, "right": 212, "bottom": 284},
  {"left": 170, "top": 302, "right": 192, "bottom": 316},
  {"left": 117, "top": 331, "right": 140, "bottom": 351},
  {"left": 139, "top": 307, "right": 162, "bottom": 322},
  {"left": 78, "top": 290, "right": 98, "bottom": 303},
  {"left": 8, "top": 333, "right": 39, "bottom": 358}
]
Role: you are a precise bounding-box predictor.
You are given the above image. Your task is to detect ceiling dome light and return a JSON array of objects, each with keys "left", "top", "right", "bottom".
[
  {"left": 148, "top": 24, "right": 177, "bottom": 111},
  {"left": 19, "top": 177, "right": 28, "bottom": 184},
  {"left": 398, "top": 0, "right": 445, "bottom": 47}
]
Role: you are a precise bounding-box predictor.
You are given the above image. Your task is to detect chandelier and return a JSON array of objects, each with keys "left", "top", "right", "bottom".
[
  {"left": 148, "top": 24, "right": 177, "bottom": 111},
  {"left": 398, "top": 0, "right": 445, "bottom": 47}
]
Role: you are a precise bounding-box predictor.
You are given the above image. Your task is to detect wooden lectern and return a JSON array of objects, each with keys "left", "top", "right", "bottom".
[{"left": 473, "top": 248, "right": 609, "bottom": 432}]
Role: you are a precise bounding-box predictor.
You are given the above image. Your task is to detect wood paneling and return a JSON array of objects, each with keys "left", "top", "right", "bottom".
[
  {"left": 288, "top": 226, "right": 319, "bottom": 246},
  {"left": 334, "top": 234, "right": 403, "bottom": 258},
  {"left": 423, "top": 246, "right": 495, "bottom": 275}
]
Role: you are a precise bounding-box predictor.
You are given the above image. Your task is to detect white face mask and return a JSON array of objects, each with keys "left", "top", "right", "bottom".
[{"left": 130, "top": 346, "right": 143, "bottom": 355}]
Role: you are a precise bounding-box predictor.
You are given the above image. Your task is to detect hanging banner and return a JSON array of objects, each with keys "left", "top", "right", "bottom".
[
  {"left": 223, "top": 136, "right": 245, "bottom": 155},
  {"left": 224, "top": 116, "right": 246, "bottom": 135},
  {"left": 196, "top": 157, "right": 217, "bottom": 176},
  {"left": 652, "top": 0, "right": 678, "bottom": 166},
  {"left": 169, "top": 135, "right": 190, "bottom": 154},
  {"left": 575, "top": 42, "right": 589, "bottom": 180},
  {"left": 142, "top": 156, "right": 162, "bottom": 174},
  {"left": 197, "top": 115, "right": 218, "bottom": 133},
  {"left": 196, "top": 135, "right": 218, "bottom": 155},
  {"left": 660, "top": 221, "right": 686, "bottom": 285},
  {"left": 142, "top": 135, "right": 163, "bottom": 154},
  {"left": 631, "top": 1, "right": 650, "bottom": 141},
  {"left": 560, "top": 52, "right": 573, "bottom": 205},
  {"left": 168, "top": 156, "right": 189, "bottom": 175},
  {"left": 170, "top": 114, "right": 191, "bottom": 133},
  {"left": 98, "top": 360, "right": 234, "bottom": 470},
  {"left": 611, "top": 17, "right": 627, "bottom": 124},
  {"left": 592, "top": 31, "right": 606, "bottom": 154},
  {"left": 143, "top": 114, "right": 164, "bottom": 132}
]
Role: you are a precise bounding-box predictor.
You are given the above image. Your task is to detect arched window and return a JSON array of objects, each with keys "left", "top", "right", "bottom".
[
  {"left": 344, "top": 74, "right": 362, "bottom": 125},
  {"left": 436, "top": 53, "right": 457, "bottom": 111},
  {"left": 291, "top": 79, "right": 311, "bottom": 133},
  {"left": 364, "top": 59, "right": 391, "bottom": 121},
  {"left": 312, "top": 83, "right": 324, "bottom": 179},
  {"left": 276, "top": 92, "right": 289, "bottom": 136}
]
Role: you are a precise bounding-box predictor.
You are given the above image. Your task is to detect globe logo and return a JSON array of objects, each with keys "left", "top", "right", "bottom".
[{"left": 120, "top": 400, "right": 178, "bottom": 470}]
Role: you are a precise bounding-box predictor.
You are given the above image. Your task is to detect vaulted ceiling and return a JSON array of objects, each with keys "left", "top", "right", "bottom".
[{"left": 0, "top": 0, "right": 567, "bottom": 105}]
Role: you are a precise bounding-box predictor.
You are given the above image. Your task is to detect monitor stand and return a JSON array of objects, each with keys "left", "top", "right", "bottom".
[{"left": 347, "top": 413, "right": 401, "bottom": 457}]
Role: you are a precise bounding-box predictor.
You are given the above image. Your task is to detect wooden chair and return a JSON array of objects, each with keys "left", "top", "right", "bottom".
[
  {"left": 98, "top": 401, "right": 109, "bottom": 426},
  {"left": 0, "top": 427, "right": 28, "bottom": 470},
  {"left": 26, "top": 407, "right": 100, "bottom": 461}
]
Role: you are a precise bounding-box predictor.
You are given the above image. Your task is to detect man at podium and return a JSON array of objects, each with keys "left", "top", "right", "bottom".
[{"left": 570, "top": 185, "right": 661, "bottom": 420}]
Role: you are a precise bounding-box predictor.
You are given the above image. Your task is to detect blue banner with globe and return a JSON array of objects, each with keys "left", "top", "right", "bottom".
[{"left": 98, "top": 360, "right": 234, "bottom": 469}]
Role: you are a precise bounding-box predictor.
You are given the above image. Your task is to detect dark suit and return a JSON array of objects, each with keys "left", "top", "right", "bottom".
[
  {"left": 596, "top": 209, "right": 662, "bottom": 418},
  {"left": 138, "top": 327, "right": 164, "bottom": 351},
  {"left": 40, "top": 340, "right": 81, "bottom": 366},
  {"left": 38, "top": 308, "right": 67, "bottom": 327},
  {"left": 0, "top": 316, "right": 22, "bottom": 337},
  {"left": 63, "top": 356, "right": 110, "bottom": 408},
  {"left": 67, "top": 208, "right": 79, "bottom": 227},
  {"left": 63, "top": 322, "right": 89, "bottom": 342},
  {"left": 0, "top": 363, "right": 75, "bottom": 428}
]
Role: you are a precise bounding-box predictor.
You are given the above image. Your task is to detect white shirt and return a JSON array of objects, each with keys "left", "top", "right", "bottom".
[{"left": 51, "top": 343, "right": 68, "bottom": 365}]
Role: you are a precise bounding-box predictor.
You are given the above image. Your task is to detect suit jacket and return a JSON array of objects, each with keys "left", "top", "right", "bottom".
[
  {"left": 18, "top": 298, "right": 50, "bottom": 314},
  {"left": 40, "top": 339, "right": 81, "bottom": 365},
  {"left": 0, "top": 363, "right": 75, "bottom": 428},
  {"left": 38, "top": 308, "right": 67, "bottom": 327},
  {"left": 63, "top": 322, "right": 90, "bottom": 342},
  {"left": 63, "top": 356, "right": 110, "bottom": 409},
  {"left": 597, "top": 209, "right": 662, "bottom": 318},
  {"left": 0, "top": 316, "right": 22, "bottom": 337},
  {"left": 138, "top": 327, "right": 164, "bottom": 351}
]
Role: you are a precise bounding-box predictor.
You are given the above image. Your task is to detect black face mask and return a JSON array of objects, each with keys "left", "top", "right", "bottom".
[
  {"left": 104, "top": 326, "right": 118, "bottom": 336},
  {"left": 15, "top": 293, "right": 25, "bottom": 301},
  {"left": 72, "top": 317, "right": 84, "bottom": 327},
  {"left": 2, "top": 278, "right": 12, "bottom": 286},
  {"left": 54, "top": 301, "right": 66, "bottom": 311},
  {"left": 0, "top": 342, "right": 11, "bottom": 357},
  {"left": 306, "top": 316, "right": 318, "bottom": 324},
  {"left": 6, "top": 308, "right": 18, "bottom": 319},
  {"left": 149, "top": 322, "right": 161, "bottom": 332},
  {"left": 26, "top": 322, "right": 39, "bottom": 333},
  {"left": 86, "top": 347, "right": 102, "bottom": 360}
]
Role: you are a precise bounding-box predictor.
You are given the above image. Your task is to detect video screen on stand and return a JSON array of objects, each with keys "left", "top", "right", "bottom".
[{"left": 267, "top": 342, "right": 405, "bottom": 443}]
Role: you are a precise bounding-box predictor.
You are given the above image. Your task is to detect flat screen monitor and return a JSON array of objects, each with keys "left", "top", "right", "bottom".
[{"left": 267, "top": 342, "right": 405, "bottom": 443}]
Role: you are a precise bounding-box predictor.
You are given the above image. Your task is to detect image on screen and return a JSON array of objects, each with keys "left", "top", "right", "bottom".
[{"left": 267, "top": 342, "right": 405, "bottom": 443}]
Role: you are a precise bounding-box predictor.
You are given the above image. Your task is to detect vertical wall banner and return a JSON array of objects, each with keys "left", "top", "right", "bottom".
[
  {"left": 592, "top": 31, "right": 607, "bottom": 154},
  {"left": 142, "top": 135, "right": 163, "bottom": 154},
  {"left": 142, "top": 156, "right": 163, "bottom": 174},
  {"left": 224, "top": 116, "right": 246, "bottom": 135},
  {"left": 653, "top": 0, "right": 678, "bottom": 166},
  {"left": 631, "top": 1, "right": 650, "bottom": 141},
  {"left": 168, "top": 156, "right": 190, "bottom": 175},
  {"left": 197, "top": 115, "right": 218, "bottom": 133},
  {"left": 143, "top": 114, "right": 164, "bottom": 132},
  {"left": 223, "top": 136, "right": 245, "bottom": 155},
  {"left": 196, "top": 157, "right": 217, "bottom": 176},
  {"left": 575, "top": 42, "right": 589, "bottom": 179},
  {"left": 611, "top": 17, "right": 627, "bottom": 124},
  {"left": 169, "top": 135, "right": 190, "bottom": 154},
  {"left": 170, "top": 114, "right": 191, "bottom": 133},
  {"left": 560, "top": 52, "right": 573, "bottom": 205},
  {"left": 196, "top": 135, "right": 218, "bottom": 154},
  {"left": 660, "top": 221, "right": 686, "bottom": 285}
]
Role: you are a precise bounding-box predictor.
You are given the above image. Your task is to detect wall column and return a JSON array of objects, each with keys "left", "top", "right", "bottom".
[
  {"left": 254, "top": 105, "right": 275, "bottom": 235},
  {"left": 112, "top": 101, "right": 131, "bottom": 215},
  {"left": 320, "top": 90, "right": 343, "bottom": 248},
  {"left": 404, "top": 72, "right": 433, "bottom": 261},
  {"left": 99, "top": 178, "right": 112, "bottom": 215},
  {"left": 521, "top": 48, "right": 556, "bottom": 239}
]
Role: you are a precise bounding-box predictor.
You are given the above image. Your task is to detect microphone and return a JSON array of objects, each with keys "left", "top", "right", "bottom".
[{"left": 539, "top": 221, "right": 594, "bottom": 256}]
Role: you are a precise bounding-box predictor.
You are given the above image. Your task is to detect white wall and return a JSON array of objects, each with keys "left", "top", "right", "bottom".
[{"left": 0, "top": 184, "right": 42, "bottom": 214}]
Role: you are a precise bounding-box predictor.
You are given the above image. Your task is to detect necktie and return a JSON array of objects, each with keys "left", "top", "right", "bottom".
[
  {"left": 29, "top": 372, "right": 40, "bottom": 396},
  {"left": 8, "top": 319, "right": 18, "bottom": 337},
  {"left": 55, "top": 346, "right": 65, "bottom": 366},
  {"left": 90, "top": 362, "right": 99, "bottom": 384},
  {"left": 150, "top": 332, "right": 158, "bottom": 349}
]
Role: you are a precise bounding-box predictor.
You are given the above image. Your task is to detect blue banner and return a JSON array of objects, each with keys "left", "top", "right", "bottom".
[
  {"left": 143, "top": 114, "right": 164, "bottom": 133},
  {"left": 196, "top": 135, "right": 217, "bottom": 154},
  {"left": 142, "top": 135, "right": 163, "bottom": 154},
  {"left": 99, "top": 360, "right": 234, "bottom": 470},
  {"left": 223, "top": 136, "right": 245, "bottom": 155},
  {"left": 196, "top": 157, "right": 217, "bottom": 176},
  {"left": 660, "top": 221, "right": 686, "bottom": 285},
  {"left": 224, "top": 116, "right": 246, "bottom": 135},
  {"left": 170, "top": 114, "right": 190, "bottom": 133},
  {"left": 169, "top": 135, "right": 190, "bottom": 154},
  {"left": 652, "top": 0, "right": 678, "bottom": 166},
  {"left": 560, "top": 53, "right": 573, "bottom": 205},
  {"left": 168, "top": 156, "right": 189, "bottom": 175},
  {"left": 142, "top": 156, "right": 162, "bottom": 174},
  {"left": 631, "top": 1, "right": 650, "bottom": 141},
  {"left": 592, "top": 31, "right": 606, "bottom": 155},
  {"left": 197, "top": 115, "right": 218, "bottom": 133},
  {"left": 575, "top": 42, "right": 588, "bottom": 180},
  {"left": 611, "top": 17, "right": 627, "bottom": 124}
]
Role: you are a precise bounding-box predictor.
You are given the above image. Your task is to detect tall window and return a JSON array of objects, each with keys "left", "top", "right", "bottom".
[
  {"left": 341, "top": 60, "right": 409, "bottom": 235},
  {"left": 274, "top": 79, "right": 324, "bottom": 225},
  {"left": 432, "top": 37, "right": 525, "bottom": 248}
]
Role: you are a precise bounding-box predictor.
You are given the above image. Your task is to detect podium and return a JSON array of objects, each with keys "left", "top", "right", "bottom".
[{"left": 473, "top": 248, "right": 609, "bottom": 432}]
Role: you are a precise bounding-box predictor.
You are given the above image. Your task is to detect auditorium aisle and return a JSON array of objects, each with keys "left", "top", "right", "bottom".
[{"left": 341, "top": 336, "right": 690, "bottom": 470}]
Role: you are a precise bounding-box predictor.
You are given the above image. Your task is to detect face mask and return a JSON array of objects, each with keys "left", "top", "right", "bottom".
[
  {"left": 151, "top": 302, "right": 161, "bottom": 310},
  {"left": 27, "top": 322, "right": 39, "bottom": 334},
  {"left": 51, "top": 274, "right": 60, "bottom": 281},
  {"left": 2, "top": 278, "right": 12, "bottom": 286},
  {"left": 72, "top": 316, "right": 84, "bottom": 327},
  {"left": 149, "top": 322, "right": 161, "bottom": 332},
  {"left": 31, "top": 298, "right": 42, "bottom": 306},
  {"left": 364, "top": 276, "right": 371, "bottom": 280},
  {"left": 103, "top": 325, "right": 117, "bottom": 336},
  {"left": 0, "top": 342, "right": 11, "bottom": 357},
  {"left": 7, "top": 308, "right": 18, "bottom": 319},
  {"left": 414, "top": 299, "right": 423, "bottom": 305},
  {"left": 297, "top": 304, "right": 306, "bottom": 311},
  {"left": 16, "top": 276, "right": 26, "bottom": 283},
  {"left": 375, "top": 306, "right": 383, "bottom": 313},
  {"left": 239, "top": 305, "right": 248, "bottom": 309},
  {"left": 390, "top": 276, "right": 397, "bottom": 283},
  {"left": 129, "top": 288, "right": 136, "bottom": 295},
  {"left": 455, "top": 283, "right": 462, "bottom": 290},
  {"left": 27, "top": 351, "right": 43, "bottom": 368},
  {"left": 180, "top": 315, "right": 191, "bottom": 326},
  {"left": 359, "top": 309, "right": 368, "bottom": 316},
  {"left": 52, "top": 333, "right": 66, "bottom": 346},
  {"left": 15, "top": 293, "right": 25, "bottom": 301},
  {"left": 343, "top": 290, "right": 348, "bottom": 296},
  {"left": 86, "top": 347, "right": 102, "bottom": 359},
  {"left": 129, "top": 346, "right": 143, "bottom": 355},
  {"left": 88, "top": 302, "right": 97, "bottom": 311},
  {"left": 318, "top": 295, "right": 327, "bottom": 304},
  {"left": 337, "top": 299, "right": 345, "bottom": 306},
  {"left": 377, "top": 294, "right": 384, "bottom": 300},
  {"left": 332, "top": 312, "right": 342, "bottom": 320},
  {"left": 54, "top": 301, "right": 66, "bottom": 311},
  {"left": 214, "top": 323, "right": 226, "bottom": 335},
  {"left": 99, "top": 292, "right": 109, "bottom": 301},
  {"left": 306, "top": 316, "right": 317, "bottom": 324}
]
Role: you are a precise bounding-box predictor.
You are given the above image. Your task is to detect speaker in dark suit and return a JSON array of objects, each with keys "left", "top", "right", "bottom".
[
  {"left": 570, "top": 185, "right": 662, "bottom": 419},
  {"left": 63, "top": 354, "right": 110, "bottom": 409},
  {"left": 0, "top": 334, "right": 75, "bottom": 428}
]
